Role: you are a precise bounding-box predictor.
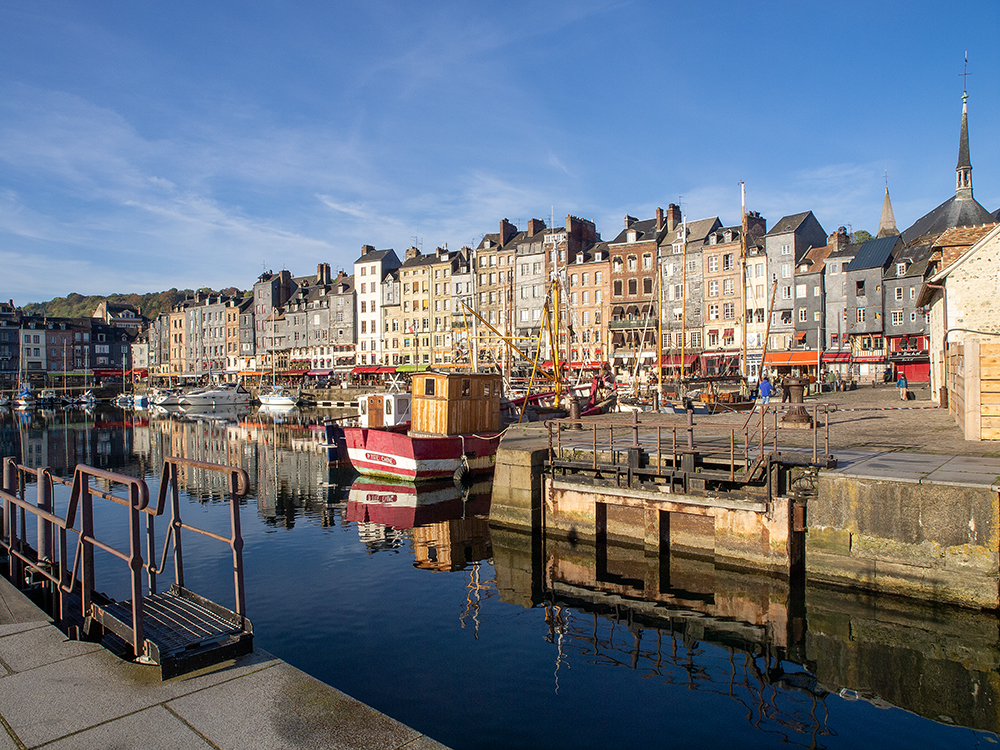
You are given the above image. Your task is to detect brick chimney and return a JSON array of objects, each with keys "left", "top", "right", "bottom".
[
  {"left": 317, "top": 263, "right": 331, "bottom": 284},
  {"left": 500, "top": 219, "right": 517, "bottom": 246},
  {"left": 360, "top": 244, "right": 375, "bottom": 256},
  {"left": 745, "top": 211, "right": 766, "bottom": 237},
  {"left": 405, "top": 246, "right": 421, "bottom": 260},
  {"left": 624, "top": 215, "right": 637, "bottom": 228},
  {"left": 526, "top": 218, "right": 546, "bottom": 237},
  {"left": 655, "top": 207, "right": 664, "bottom": 232},
  {"left": 830, "top": 226, "right": 849, "bottom": 249},
  {"left": 665, "top": 204, "right": 681, "bottom": 232}
]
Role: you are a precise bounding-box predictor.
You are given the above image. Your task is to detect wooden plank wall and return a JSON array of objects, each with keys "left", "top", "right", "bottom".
[
  {"left": 946, "top": 342, "right": 967, "bottom": 436},
  {"left": 979, "top": 343, "right": 1000, "bottom": 441}
]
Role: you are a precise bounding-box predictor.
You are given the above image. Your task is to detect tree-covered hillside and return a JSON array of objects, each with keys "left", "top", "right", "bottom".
[{"left": 21, "top": 288, "right": 245, "bottom": 321}]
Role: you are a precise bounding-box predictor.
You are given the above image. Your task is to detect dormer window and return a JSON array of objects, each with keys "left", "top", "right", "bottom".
[
  {"left": 626, "top": 230, "right": 637, "bottom": 243},
  {"left": 896, "top": 262, "right": 906, "bottom": 277}
]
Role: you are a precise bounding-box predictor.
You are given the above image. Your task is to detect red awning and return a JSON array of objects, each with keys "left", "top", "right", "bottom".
[
  {"left": 723, "top": 329, "right": 734, "bottom": 337},
  {"left": 377, "top": 367, "right": 396, "bottom": 374},
  {"left": 763, "top": 351, "right": 820, "bottom": 366},
  {"left": 239, "top": 370, "right": 265, "bottom": 376},
  {"left": 795, "top": 332, "right": 807, "bottom": 340},
  {"left": 282, "top": 369, "right": 309, "bottom": 376},
  {"left": 708, "top": 329, "right": 719, "bottom": 335},
  {"left": 351, "top": 366, "right": 381, "bottom": 374},
  {"left": 308, "top": 369, "right": 332, "bottom": 376},
  {"left": 821, "top": 352, "right": 852, "bottom": 363},
  {"left": 852, "top": 355, "right": 886, "bottom": 363}
]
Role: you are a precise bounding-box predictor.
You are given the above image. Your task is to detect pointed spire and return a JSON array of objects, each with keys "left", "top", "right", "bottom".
[
  {"left": 877, "top": 180, "right": 898, "bottom": 238},
  {"left": 956, "top": 90, "right": 973, "bottom": 199}
]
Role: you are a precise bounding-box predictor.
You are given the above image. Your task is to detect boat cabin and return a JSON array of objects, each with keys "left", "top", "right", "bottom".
[
  {"left": 358, "top": 392, "right": 412, "bottom": 428},
  {"left": 411, "top": 372, "right": 501, "bottom": 436}
]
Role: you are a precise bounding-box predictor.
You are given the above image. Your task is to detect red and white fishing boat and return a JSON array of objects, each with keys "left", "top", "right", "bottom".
[{"left": 342, "top": 371, "right": 503, "bottom": 483}]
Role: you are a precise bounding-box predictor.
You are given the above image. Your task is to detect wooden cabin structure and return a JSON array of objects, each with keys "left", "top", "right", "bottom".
[
  {"left": 412, "top": 372, "right": 501, "bottom": 436},
  {"left": 358, "top": 392, "right": 411, "bottom": 428}
]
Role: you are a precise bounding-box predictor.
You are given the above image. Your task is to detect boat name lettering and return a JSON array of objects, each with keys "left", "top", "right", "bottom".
[
  {"left": 366, "top": 493, "right": 398, "bottom": 504},
  {"left": 364, "top": 452, "right": 397, "bottom": 466}
]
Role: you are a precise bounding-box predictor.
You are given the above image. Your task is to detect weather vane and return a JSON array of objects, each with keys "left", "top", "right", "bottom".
[{"left": 961, "top": 52, "right": 970, "bottom": 96}]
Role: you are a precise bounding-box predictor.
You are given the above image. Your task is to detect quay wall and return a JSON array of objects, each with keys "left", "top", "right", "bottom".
[
  {"left": 807, "top": 474, "right": 1000, "bottom": 609},
  {"left": 492, "top": 442, "right": 1000, "bottom": 609}
]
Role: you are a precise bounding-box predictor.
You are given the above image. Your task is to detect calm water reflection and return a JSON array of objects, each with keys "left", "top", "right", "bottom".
[{"left": 4, "top": 405, "right": 998, "bottom": 749}]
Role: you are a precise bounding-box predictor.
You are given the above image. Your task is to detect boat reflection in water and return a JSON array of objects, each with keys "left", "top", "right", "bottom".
[{"left": 346, "top": 476, "right": 491, "bottom": 570}]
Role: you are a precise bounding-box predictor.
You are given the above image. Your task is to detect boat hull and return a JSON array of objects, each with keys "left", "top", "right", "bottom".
[{"left": 343, "top": 428, "right": 500, "bottom": 482}]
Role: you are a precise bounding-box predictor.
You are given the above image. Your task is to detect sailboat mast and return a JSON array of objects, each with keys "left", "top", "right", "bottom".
[
  {"left": 680, "top": 214, "right": 687, "bottom": 383},
  {"left": 740, "top": 182, "right": 748, "bottom": 382}
]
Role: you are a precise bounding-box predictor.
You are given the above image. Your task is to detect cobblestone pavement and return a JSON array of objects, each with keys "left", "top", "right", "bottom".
[{"left": 709, "top": 382, "right": 996, "bottom": 457}]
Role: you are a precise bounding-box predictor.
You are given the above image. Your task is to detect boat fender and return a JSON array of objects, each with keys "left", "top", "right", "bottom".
[{"left": 453, "top": 464, "right": 471, "bottom": 490}]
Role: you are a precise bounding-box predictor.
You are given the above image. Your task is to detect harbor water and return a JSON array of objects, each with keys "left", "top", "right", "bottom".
[{"left": 3, "top": 404, "right": 999, "bottom": 749}]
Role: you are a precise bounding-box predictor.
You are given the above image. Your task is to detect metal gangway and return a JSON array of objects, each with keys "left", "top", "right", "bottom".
[{"left": 0, "top": 456, "right": 253, "bottom": 679}]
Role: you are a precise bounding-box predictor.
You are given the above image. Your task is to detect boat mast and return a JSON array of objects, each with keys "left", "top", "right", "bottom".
[
  {"left": 680, "top": 214, "right": 687, "bottom": 384},
  {"left": 657, "top": 227, "right": 664, "bottom": 398},
  {"left": 740, "top": 182, "right": 748, "bottom": 386}
]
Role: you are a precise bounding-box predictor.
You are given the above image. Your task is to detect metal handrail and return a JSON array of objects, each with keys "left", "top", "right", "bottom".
[
  {"left": 0, "top": 456, "right": 250, "bottom": 660},
  {"left": 545, "top": 404, "right": 834, "bottom": 478},
  {"left": 147, "top": 456, "right": 250, "bottom": 624},
  {"left": 1, "top": 459, "right": 149, "bottom": 648}
]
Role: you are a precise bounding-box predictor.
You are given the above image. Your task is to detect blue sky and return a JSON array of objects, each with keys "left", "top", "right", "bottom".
[{"left": 2, "top": 1, "right": 998, "bottom": 306}]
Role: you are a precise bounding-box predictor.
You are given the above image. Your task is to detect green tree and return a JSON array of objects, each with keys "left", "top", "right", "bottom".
[{"left": 852, "top": 229, "right": 873, "bottom": 243}]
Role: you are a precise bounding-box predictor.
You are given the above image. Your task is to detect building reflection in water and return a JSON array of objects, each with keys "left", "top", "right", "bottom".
[
  {"left": 493, "top": 527, "right": 1000, "bottom": 741},
  {"left": 10, "top": 406, "right": 999, "bottom": 743}
]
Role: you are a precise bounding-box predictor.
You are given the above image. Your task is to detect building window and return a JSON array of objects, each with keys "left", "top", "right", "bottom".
[
  {"left": 708, "top": 280, "right": 719, "bottom": 297},
  {"left": 723, "top": 303, "right": 734, "bottom": 319},
  {"left": 628, "top": 256, "right": 637, "bottom": 271},
  {"left": 781, "top": 264, "right": 791, "bottom": 278},
  {"left": 891, "top": 310, "right": 903, "bottom": 326},
  {"left": 642, "top": 278, "right": 653, "bottom": 294},
  {"left": 709, "top": 304, "right": 719, "bottom": 320},
  {"left": 723, "top": 278, "right": 734, "bottom": 296},
  {"left": 627, "top": 279, "right": 637, "bottom": 295},
  {"left": 798, "top": 308, "right": 807, "bottom": 322},
  {"left": 781, "top": 286, "right": 791, "bottom": 300},
  {"left": 896, "top": 262, "right": 906, "bottom": 277},
  {"left": 642, "top": 254, "right": 652, "bottom": 269},
  {"left": 857, "top": 308, "right": 866, "bottom": 323},
  {"left": 795, "top": 284, "right": 806, "bottom": 298},
  {"left": 856, "top": 280, "right": 865, "bottom": 296},
  {"left": 708, "top": 256, "right": 719, "bottom": 273}
]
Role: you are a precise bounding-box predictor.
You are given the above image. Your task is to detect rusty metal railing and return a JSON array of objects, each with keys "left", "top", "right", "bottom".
[
  {"left": 0, "top": 456, "right": 249, "bottom": 662},
  {"left": 147, "top": 457, "right": 250, "bottom": 625},
  {"left": 544, "top": 404, "right": 834, "bottom": 484}
]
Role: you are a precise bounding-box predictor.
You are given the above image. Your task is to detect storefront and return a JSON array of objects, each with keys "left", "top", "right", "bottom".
[{"left": 763, "top": 351, "right": 821, "bottom": 379}]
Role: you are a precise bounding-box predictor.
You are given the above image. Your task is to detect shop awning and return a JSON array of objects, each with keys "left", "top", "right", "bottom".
[
  {"left": 795, "top": 332, "right": 807, "bottom": 341},
  {"left": 238, "top": 370, "right": 265, "bottom": 376},
  {"left": 763, "top": 351, "right": 820, "bottom": 366},
  {"left": 351, "top": 366, "right": 381, "bottom": 374},
  {"left": 395, "top": 364, "right": 430, "bottom": 373},
  {"left": 307, "top": 369, "right": 332, "bottom": 376},
  {"left": 724, "top": 329, "right": 734, "bottom": 337},
  {"left": 540, "top": 361, "right": 605, "bottom": 370},
  {"left": 821, "top": 352, "right": 852, "bottom": 363},
  {"left": 852, "top": 355, "right": 886, "bottom": 363},
  {"left": 281, "top": 369, "right": 309, "bottom": 376}
]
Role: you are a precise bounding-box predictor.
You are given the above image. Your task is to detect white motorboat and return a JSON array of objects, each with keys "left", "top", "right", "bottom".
[
  {"left": 151, "top": 387, "right": 184, "bottom": 406},
  {"left": 258, "top": 385, "right": 298, "bottom": 407},
  {"left": 179, "top": 382, "right": 252, "bottom": 406}
]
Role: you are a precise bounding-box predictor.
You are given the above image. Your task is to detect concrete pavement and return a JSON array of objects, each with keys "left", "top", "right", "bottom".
[{"left": 0, "top": 576, "right": 447, "bottom": 750}]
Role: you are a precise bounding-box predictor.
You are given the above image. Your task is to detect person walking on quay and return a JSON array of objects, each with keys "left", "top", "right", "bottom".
[
  {"left": 780, "top": 375, "right": 791, "bottom": 403},
  {"left": 758, "top": 377, "right": 772, "bottom": 408},
  {"left": 897, "top": 372, "right": 908, "bottom": 401}
]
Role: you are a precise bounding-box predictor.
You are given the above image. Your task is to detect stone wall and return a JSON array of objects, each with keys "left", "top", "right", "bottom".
[{"left": 808, "top": 473, "right": 1000, "bottom": 608}]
